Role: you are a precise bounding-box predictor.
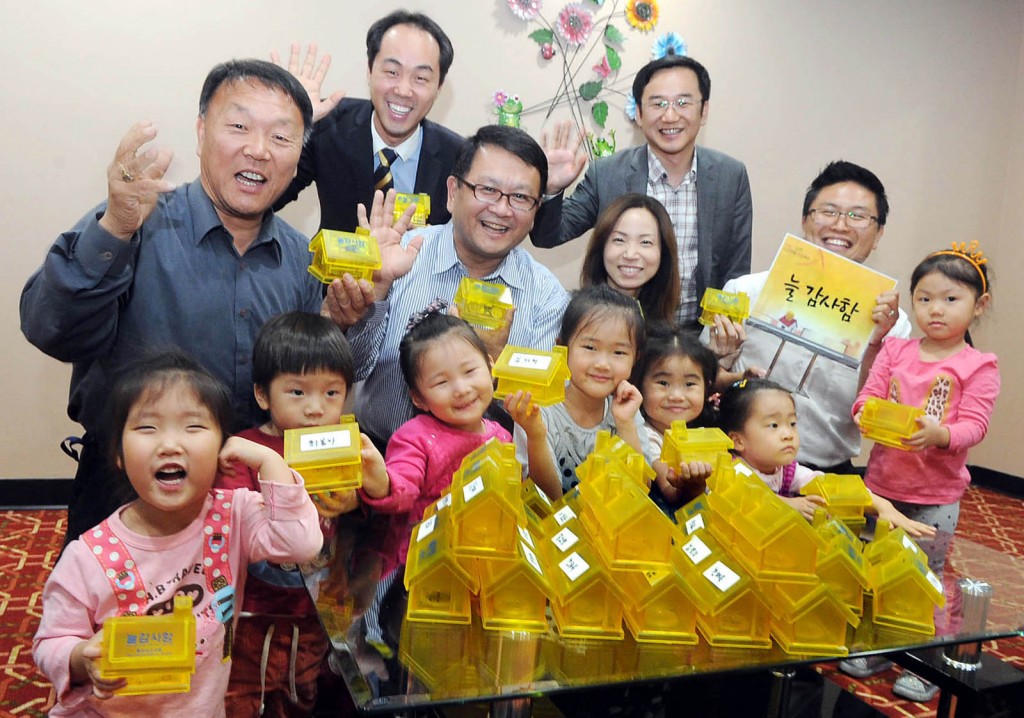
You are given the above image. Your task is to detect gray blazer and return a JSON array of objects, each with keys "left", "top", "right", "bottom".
[{"left": 532, "top": 144, "right": 753, "bottom": 305}]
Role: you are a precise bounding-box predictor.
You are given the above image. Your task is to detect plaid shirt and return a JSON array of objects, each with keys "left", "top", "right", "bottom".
[{"left": 647, "top": 151, "right": 698, "bottom": 323}]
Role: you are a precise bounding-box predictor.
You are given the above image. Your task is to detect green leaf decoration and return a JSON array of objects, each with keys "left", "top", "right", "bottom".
[
  {"left": 605, "top": 46, "right": 622, "bottom": 71},
  {"left": 529, "top": 28, "right": 554, "bottom": 45},
  {"left": 604, "top": 24, "right": 626, "bottom": 44},
  {"left": 579, "top": 80, "right": 603, "bottom": 101},
  {"left": 592, "top": 101, "right": 608, "bottom": 128}
]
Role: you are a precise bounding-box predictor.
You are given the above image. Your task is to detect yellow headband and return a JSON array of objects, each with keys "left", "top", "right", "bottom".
[{"left": 930, "top": 240, "right": 988, "bottom": 295}]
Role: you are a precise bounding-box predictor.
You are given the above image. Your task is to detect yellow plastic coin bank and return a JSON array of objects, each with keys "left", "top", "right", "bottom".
[
  {"left": 453, "top": 277, "right": 515, "bottom": 330},
  {"left": 307, "top": 229, "right": 382, "bottom": 284},
  {"left": 284, "top": 416, "right": 363, "bottom": 493},
  {"left": 99, "top": 595, "right": 196, "bottom": 695}
]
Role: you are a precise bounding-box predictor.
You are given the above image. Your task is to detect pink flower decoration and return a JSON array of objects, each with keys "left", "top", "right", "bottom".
[
  {"left": 556, "top": 3, "right": 594, "bottom": 47},
  {"left": 493, "top": 90, "right": 510, "bottom": 108},
  {"left": 593, "top": 56, "right": 611, "bottom": 79},
  {"left": 507, "top": 0, "right": 542, "bottom": 21}
]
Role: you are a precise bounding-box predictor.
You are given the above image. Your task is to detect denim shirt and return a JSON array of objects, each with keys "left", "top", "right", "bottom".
[{"left": 21, "top": 181, "right": 324, "bottom": 434}]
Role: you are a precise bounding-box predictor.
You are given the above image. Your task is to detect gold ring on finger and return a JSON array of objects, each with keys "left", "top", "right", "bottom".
[{"left": 119, "top": 163, "right": 135, "bottom": 183}]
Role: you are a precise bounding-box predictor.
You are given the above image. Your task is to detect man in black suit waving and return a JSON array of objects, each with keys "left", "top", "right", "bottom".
[{"left": 274, "top": 10, "right": 462, "bottom": 232}]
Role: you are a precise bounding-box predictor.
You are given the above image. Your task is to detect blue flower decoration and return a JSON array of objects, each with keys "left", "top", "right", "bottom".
[
  {"left": 624, "top": 93, "right": 637, "bottom": 121},
  {"left": 652, "top": 32, "right": 687, "bottom": 59}
]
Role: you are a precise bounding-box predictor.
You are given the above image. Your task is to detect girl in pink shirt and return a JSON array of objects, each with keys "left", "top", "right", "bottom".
[
  {"left": 849, "top": 243, "right": 999, "bottom": 701},
  {"left": 33, "top": 351, "right": 321, "bottom": 717},
  {"left": 854, "top": 243, "right": 999, "bottom": 565},
  {"left": 358, "top": 311, "right": 512, "bottom": 655}
]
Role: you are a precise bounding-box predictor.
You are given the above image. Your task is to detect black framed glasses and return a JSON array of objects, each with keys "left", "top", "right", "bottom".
[
  {"left": 809, "top": 207, "right": 879, "bottom": 229},
  {"left": 455, "top": 176, "right": 540, "bottom": 212}
]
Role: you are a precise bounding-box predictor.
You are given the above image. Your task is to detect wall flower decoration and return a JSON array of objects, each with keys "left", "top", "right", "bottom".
[
  {"left": 507, "top": 0, "right": 542, "bottom": 21},
  {"left": 556, "top": 3, "right": 595, "bottom": 46},
  {"left": 625, "top": 0, "right": 659, "bottom": 32},
  {"left": 652, "top": 31, "right": 686, "bottom": 59},
  {"left": 624, "top": 92, "right": 637, "bottom": 121},
  {"left": 497, "top": 0, "right": 665, "bottom": 158}
]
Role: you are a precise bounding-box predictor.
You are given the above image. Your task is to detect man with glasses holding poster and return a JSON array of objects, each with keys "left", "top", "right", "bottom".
[{"left": 706, "top": 161, "right": 910, "bottom": 475}]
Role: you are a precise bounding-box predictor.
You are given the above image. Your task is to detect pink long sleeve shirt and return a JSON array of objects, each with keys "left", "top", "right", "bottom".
[
  {"left": 853, "top": 337, "right": 1000, "bottom": 505},
  {"left": 33, "top": 482, "right": 321, "bottom": 718},
  {"left": 360, "top": 414, "right": 511, "bottom": 573}
]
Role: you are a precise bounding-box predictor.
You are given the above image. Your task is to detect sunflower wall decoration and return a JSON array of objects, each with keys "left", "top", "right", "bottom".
[{"left": 499, "top": 0, "right": 661, "bottom": 159}]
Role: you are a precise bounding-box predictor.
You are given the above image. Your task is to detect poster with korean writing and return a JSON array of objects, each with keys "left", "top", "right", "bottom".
[{"left": 748, "top": 234, "right": 896, "bottom": 368}]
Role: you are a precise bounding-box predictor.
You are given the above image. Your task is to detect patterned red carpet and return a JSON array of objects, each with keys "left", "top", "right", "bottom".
[
  {"left": 1, "top": 486, "right": 1022, "bottom": 717},
  {"left": 0, "top": 509, "right": 63, "bottom": 717},
  {"left": 816, "top": 484, "right": 1024, "bottom": 718}
]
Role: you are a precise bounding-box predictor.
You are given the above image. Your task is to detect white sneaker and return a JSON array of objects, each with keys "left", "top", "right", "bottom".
[
  {"left": 838, "top": 655, "right": 894, "bottom": 678},
  {"left": 892, "top": 672, "right": 939, "bottom": 702}
]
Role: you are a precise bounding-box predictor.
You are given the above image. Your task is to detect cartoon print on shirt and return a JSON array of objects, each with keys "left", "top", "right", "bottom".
[{"left": 146, "top": 584, "right": 205, "bottom": 615}]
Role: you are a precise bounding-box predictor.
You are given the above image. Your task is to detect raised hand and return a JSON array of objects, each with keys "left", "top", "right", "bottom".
[
  {"left": 611, "top": 380, "right": 643, "bottom": 425},
  {"left": 99, "top": 121, "right": 175, "bottom": 240},
  {"left": 218, "top": 436, "right": 295, "bottom": 485},
  {"left": 357, "top": 189, "right": 422, "bottom": 299},
  {"left": 540, "top": 120, "right": 587, "bottom": 194},
  {"left": 271, "top": 42, "right": 345, "bottom": 123},
  {"left": 868, "top": 290, "right": 901, "bottom": 346}
]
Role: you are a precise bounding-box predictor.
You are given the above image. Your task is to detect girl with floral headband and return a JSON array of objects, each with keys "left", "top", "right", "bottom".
[{"left": 844, "top": 242, "right": 1001, "bottom": 700}]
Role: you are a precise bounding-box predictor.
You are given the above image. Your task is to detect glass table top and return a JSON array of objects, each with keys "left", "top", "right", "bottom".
[{"left": 307, "top": 515, "right": 1024, "bottom": 713}]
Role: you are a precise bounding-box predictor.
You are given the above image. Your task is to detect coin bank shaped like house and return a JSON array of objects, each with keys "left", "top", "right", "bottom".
[
  {"left": 576, "top": 430, "right": 656, "bottom": 491},
  {"left": 617, "top": 562, "right": 702, "bottom": 645},
  {"left": 660, "top": 420, "right": 734, "bottom": 474},
  {"left": 404, "top": 513, "right": 479, "bottom": 625},
  {"left": 762, "top": 578, "right": 860, "bottom": 656},
  {"left": 284, "top": 416, "right": 363, "bottom": 493},
  {"left": 449, "top": 439, "right": 527, "bottom": 559},
  {"left": 491, "top": 345, "right": 571, "bottom": 406},
  {"left": 811, "top": 514, "right": 871, "bottom": 616},
  {"left": 800, "top": 473, "right": 873, "bottom": 534},
  {"left": 477, "top": 527, "right": 553, "bottom": 633},
  {"left": 307, "top": 229, "right": 382, "bottom": 284},
  {"left": 863, "top": 523, "right": 945, "bottom": 636},
  {"left": 709, "top": 463, "right": 823, "bottom": 581},
  {"left": 547, "top": 536, "right": 628, "bottom": 641},
  {"left": 858, "top": 396, "right": 926, "bottom": 450},
  {"left": 393, "top": 192, "right": 431, "bottom": 228},
  {"left": 579, "top": 471, "right": 678, "bottom": 572},
  {"left": 698, "top": 287, "right": 751, "bottom": 326},
  {"left": 399, "top": 617, "right": 479, "bottom": 692},
  {"left": 453, "top": 276, "right": 515, "bottom": 330},
  {"left": 98, "top": 595, "right": 197, "bottom": 696},
  {"left": 672, "top": 528, "right": 772, "bottom": 649}
]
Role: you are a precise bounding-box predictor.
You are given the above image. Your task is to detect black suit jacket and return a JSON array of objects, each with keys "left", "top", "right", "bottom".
[{"left": 274, "top": 98, "right": 464, "bottom": 232}]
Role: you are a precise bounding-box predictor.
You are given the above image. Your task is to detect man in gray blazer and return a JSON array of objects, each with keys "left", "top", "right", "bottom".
[{"left": 533, "top": 56, "right": 752, "bottom": 329}]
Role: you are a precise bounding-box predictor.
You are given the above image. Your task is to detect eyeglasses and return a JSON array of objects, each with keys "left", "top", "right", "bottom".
[
  {"left": 455, "top": 177, "right": 540, "bottom": 212},
  {"left": 808, "top": 207, "right": 879, "bottom": 229},
  {"left": 645, "top": 97, "right": 700, "bottom": 114}
]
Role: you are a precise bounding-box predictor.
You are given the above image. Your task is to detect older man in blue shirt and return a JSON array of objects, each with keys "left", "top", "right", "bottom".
[{"left": 21, "top": 60, "right": 329, "bottom": 545}]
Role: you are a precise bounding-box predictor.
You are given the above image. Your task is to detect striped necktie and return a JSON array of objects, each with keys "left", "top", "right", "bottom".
[{"left": 373, "top": 148, "right": 398, "bottom": 193}]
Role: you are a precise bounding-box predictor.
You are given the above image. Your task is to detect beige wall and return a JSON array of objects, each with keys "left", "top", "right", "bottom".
[{"left": 4, "top": 1, "right": 1023, "bottom": 480}]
